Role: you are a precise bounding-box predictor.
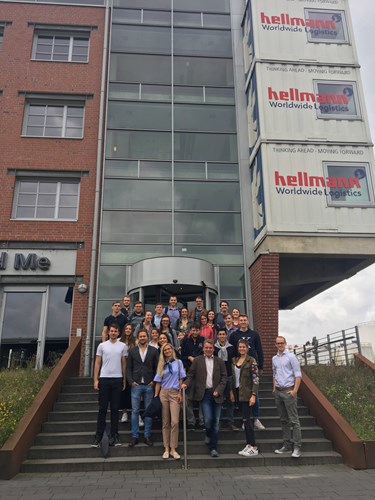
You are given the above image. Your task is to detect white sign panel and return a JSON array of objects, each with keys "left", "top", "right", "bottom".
[
  {"left": 251, "top": 144, "right": 375, "bottom": 242},
  {"left": 0, "top": 249, "right": 77, "bottom": 276},
  {"left": 243, "top": 0, "right": 357, "bottom": 78},
  {"left": 249, "top": 63, "right": 371, "bottom": 145}
]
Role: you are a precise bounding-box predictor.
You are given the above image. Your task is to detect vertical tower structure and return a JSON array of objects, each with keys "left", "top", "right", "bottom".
[{"left": 243, "top": 0, "right": 375, "bottom": 370}]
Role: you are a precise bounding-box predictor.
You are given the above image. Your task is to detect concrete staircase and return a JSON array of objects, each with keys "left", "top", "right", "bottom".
[{"left": 21, "top": 375, "right": 342, "bottom": 472}]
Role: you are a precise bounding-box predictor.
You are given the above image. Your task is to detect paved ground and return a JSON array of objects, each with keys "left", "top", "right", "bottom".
[{"left": 0, "top": 464, "right": 374, "bottom": 500}]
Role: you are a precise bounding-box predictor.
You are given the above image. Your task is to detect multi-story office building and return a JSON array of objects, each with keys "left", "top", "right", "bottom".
[{"left": 1, "top": 0, "right": 374, "bottom": 374}]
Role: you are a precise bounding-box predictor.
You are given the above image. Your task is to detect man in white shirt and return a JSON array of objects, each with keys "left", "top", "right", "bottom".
[
  {"left": 272, "top": 336, "right": 302, "bottom": 458},
  {"left": 92, "top": 325, "right": 127, "bottom": 447}
]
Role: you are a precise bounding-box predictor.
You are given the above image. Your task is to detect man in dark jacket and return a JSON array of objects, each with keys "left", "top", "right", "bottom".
[
  {"left": 214, "top": 328, "right": 238, "bottom": 431},
  {"left": 230, "top": 314, "right": 266, "bottom": 430},
  {"left": 126, "top": 330, "right": 159, "bottom": 447}
]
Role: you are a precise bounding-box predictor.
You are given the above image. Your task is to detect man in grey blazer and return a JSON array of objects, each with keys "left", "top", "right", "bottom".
[
  {"left": 126, "top": 330, "right": 159, "bottom": 447},
  {"left": 182, "top": 339, "right": 227, "bottom": 457}
]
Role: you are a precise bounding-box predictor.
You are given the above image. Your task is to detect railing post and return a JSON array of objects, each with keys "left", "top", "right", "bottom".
[
  {"left": 327, "top": 334, "right": 332, "bottom": 365},
  {"left": 355, "top": 326, "right": 362, "bottom": 355},
  {"left": 342, "top": 330, "right": 349, "bottom": 366},
  {"left": 182, "top": 387, "right": 188, "bottom": 470}
]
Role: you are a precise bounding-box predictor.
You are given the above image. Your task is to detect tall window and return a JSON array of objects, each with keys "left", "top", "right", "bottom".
[
  {"left": 13, "top": 179, "right": 80, "bottom": 220},
  {"left": 32, "top": 31, "right": 90, "bottom": 62},
  {"left": 23, "top": 102, "right": 85, "bottom": 138},
  {"left": 0, "top": 27, "right": 3, "bottom": 49}
]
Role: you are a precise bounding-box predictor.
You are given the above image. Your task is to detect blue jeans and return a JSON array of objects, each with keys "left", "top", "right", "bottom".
[
  {"left": 200, "top": 389, "right": 222, "bottom": 451},
  {"left": 131, "top": 384, "right": 154, "bottom": 438}
]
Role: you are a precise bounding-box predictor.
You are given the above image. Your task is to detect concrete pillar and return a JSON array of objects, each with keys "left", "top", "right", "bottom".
[{"left": 250, "top": 253, "right": 280, "bottom": 374}]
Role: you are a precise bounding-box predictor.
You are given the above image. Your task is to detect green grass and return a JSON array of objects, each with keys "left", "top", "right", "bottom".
[
  {"left": 0, "top": 366, "right": 52, "bottom": 448},
  {"left": 304, "top": 362, "right": 375, "bottom": 440}
]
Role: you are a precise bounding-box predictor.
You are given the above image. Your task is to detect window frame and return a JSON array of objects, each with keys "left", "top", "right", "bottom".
[
  {"left": 22, "top": 99, "right": 85, "bottom": 139},
  {"left": 12, "top": 178, "right": 81, "bottom": 221}
]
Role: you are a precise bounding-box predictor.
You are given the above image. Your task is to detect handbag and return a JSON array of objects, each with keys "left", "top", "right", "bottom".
[{"left": 144, "top": 395, "right": 162, "bottom": 418}]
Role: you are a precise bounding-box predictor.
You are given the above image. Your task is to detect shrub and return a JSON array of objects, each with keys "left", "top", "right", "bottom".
[
  {"left": 304, "top": 363, "right": 375, "bottom": 440},
  {"left": 0, "top": 366, "right": 51, "bottom": 448}
]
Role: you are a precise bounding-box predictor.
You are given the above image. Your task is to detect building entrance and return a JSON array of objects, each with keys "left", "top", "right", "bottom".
[{"left": 127, "top": 256, "right": 218, "bottom": 311}]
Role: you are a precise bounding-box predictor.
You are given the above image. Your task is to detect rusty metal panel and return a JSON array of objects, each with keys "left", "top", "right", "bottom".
[
  {"left": 251, "top": 143, "right": 375, "bottom": 242},
  {"left": 243, "top": 0, "right": 357, "bottom": 80},
  {"left": 247, "top": 63, "right": 371, "bottom": 147}
]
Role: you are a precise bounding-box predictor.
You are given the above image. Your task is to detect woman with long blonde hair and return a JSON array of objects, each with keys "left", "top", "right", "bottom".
[{"left": 154, "top": 343, "right": 186, "bottom": 460}]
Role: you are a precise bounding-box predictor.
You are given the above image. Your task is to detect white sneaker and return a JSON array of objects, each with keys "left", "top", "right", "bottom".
[
  {"left": 242, "top": 446, "right": 259, "bottom": 457},
  {"left": 292, "top": 447, "right": 301, "bottom": 458},
  {"left": 254, "top": 419, "right": 266, "bottom": 430},
  {"left": 139, "top": 415, "right": 144, "bottom": 427},
  {"left": 238, "top": 445, "right": 250, "bottom": 456},
  {"left": 120, "top": 412, "right": 128, "bottom": 423}
]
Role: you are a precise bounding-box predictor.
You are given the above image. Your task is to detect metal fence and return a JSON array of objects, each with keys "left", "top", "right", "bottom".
[{"left": 293, "top": 326, "right": 362, "bottom": 367}]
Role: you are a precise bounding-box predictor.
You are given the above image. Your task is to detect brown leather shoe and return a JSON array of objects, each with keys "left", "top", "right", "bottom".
[
  {"left": 128, "top": 437, "right": 139, "bottom": 447},
  {"left": 144, "top": 437, "right": 153, "bottom": 446}
]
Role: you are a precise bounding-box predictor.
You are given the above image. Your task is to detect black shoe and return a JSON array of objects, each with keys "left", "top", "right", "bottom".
[
  {"left": 109, "top": 433, "right": 121, "bottom": 447},
  {"left": 91, "top": 434, "right": 102, "bottom": 448},
  {"left": 144, "top": 437, "right": 154, "bottom": 446},
  {"left": 187, "top": 423, "right": 195, "bottom": 430},
  {"left": 196, "top": 422, "right": 205, "bottom": 430},
  {"left": 128, "top": 437, "right": 139, "bottom": 447}
]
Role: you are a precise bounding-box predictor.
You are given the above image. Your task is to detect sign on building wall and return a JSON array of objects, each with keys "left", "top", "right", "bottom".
[
  {"left": 0, "top": 249, "right": 77, "bottom": 276},
  {"left": 243, "top": 0, "right": 356, "bottom": 87},
  {"left": 247, "top": 63, "right": 371, "bottom": 146},
  {"left": 251, "top": 144, "right": 375, "bottom": 243}
]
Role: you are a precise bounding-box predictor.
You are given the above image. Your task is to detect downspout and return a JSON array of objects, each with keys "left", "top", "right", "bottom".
[{"left": 84, "top": 0, "right": 110, "bottom": 376}]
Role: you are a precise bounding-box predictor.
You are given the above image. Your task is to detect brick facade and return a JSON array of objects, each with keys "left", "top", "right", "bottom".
[
  {"left": 250, "top": 253, "right": 280, "bottom": 374},
  {"left": 0, "top": 2, "right": 106, "bottom": 374}
]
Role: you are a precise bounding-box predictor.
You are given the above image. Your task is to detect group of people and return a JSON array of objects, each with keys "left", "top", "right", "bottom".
[{"left": 93, "top": 295, "right": 302, "bottom": 460}]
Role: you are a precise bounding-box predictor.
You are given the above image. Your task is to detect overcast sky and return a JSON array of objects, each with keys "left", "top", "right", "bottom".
[{"left": 279, "top": 0, "right": 375, "bottom": 346}]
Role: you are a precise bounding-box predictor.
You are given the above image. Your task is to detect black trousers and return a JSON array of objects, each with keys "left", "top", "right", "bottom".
[
  {"left": 96, "top": 377, "right": 122, "bottom": 437},
  {"left": 235, "top": 388, "right": 256, "bottom": 447}
]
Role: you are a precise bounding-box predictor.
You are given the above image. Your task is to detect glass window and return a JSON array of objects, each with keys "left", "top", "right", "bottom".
[
  {"left": 23, "top": 102, "right": 84, "bottom": 138},
  {"left": 106, "top": 130, "right": 172, "bottom": 160},
  {"left": 174, "top": 86, "right": 203, "bottom": 103},
  {"left": 174, "top": 28, "right": 232, "bottom": 57},
  {"left": 175, "top": 162, "right": 206, "bottom": 179},
  {"left": 111, "top": 24, "right": 171, "bottom": 54},
  {"left": 305, "top": 9, "right": 349, "bottom": 44},
  {"left": 1, "top": 291, "right": 43, "bottom": 341},
  {"left": 97, "top": 266, "right": 126, "bottom": 299},
  {"left": 205, "top": 87, "right": 235, "bottom": 104},
  {"left": 140, "top": 161, "right": 171, "bottom": 178},
  {"left": 219, "top": 267, "right": 246, "bottom": 299},
  {"left": 109, "top": 83, "right": 140, "bottom": 100},
  {"left": 323, "top": 162, "right": 374, "bottom": 206},
  {"left": 100, "top": 244, "right": 172, "bottom": 264},
  {"left": 203, "top": 14, "right": 231, "bottom": 29},
  {"left": 174, "top": 181, "right": 240, "bottom": 210},
  {"left": 313, "top": 80, "right": 361, "bottom": 120},
  {"left": 103, "top": 179, "right": 172, "bottom": 209},
  {"left": 142, "top": 85, "right": 172, "bottom": 101},
  {"left": 143, "top": 10, "right": 171, "bottom": 25},
  {"left": 107, "top": 101, "right": 171, "bottom": 130},
  {"left": 174, "top": 0, "right": 229, "bottom": 13},
  {"left": 173, "top": 12, "right": 202, "bottom": 27},
  {"left": 105, "top": 160, "right": 139, "bottom": 177},
  {"left": 174, "top": 56, "right": 234, "bottom": 86},
  {"left": 114, "top": 0, "right": 171, "bottom": 8},
  {"left": 208, "top": 163, "right": 239, "bottom": 180},
  {"left": 13, "top": 180, "right": 79, "bottom": 220},
  {"left": 102, "top": 211, "right": 172, "bottom": 243},
  {"left": 33, "top": 31, "right": 89, "bottom": 62},
  {"left": 110, "top": 53, "right": 171, "bottom": 84},
  {"left": 0, "top": 27, "right": 3, "bottom": 50},
  {"left": 174, "top": 213, "right": 242, "bottom": 244},
  {"left": 175, "top": 245, "right": 243, "bottom": 265},
  {"left": 174, "top": 132, "right": 237, "bottom": 162},
  {"left": 113, "top": 8, "right": 141, "bottom": 24},
  {"left": 45, "top": 287, "right": 72, "bottom": 339},
  {"left": 174, "top": 104, "right": 236, "bottom": 132}
]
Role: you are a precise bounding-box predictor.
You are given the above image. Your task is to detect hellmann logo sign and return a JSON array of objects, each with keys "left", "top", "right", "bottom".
[
  {"left": 274, "top": 171, "right": 362, "bottom": 199},
  {"left": 267, "top": 86, "right": 349, "bottom": 113},
  {"left": 260, "top": 11, "right": 337, "bottom": 33}
]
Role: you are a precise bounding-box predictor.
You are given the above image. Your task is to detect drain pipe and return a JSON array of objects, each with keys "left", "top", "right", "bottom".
[{"left": 83, "top": 0, "right": 110, "bottom": 376}]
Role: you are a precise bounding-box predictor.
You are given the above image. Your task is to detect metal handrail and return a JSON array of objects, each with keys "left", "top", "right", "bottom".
[{"left": 181, "top": 387, "right": 188, "bottom": 470}]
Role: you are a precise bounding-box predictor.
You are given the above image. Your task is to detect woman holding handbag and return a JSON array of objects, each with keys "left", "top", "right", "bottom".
[{"left": 154, "top": 343, "right": 186, "bottom": 460}]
